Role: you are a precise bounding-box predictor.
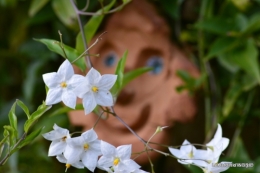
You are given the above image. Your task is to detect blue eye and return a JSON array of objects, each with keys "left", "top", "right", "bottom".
[
  {"left": 104, "top": 53, "right": 117, "bottom": 67},
  {"left": 146, "top": 56, "right": 164, "bottom": 74}
]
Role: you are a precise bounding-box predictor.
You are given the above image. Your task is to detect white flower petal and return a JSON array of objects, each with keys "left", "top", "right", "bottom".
[
  {"left": 90, "top": 140, "right": 101, "bottom": 155},
  {"left": 71, "top": 161, "right": 85, "bottom": 169},
  {"left": 56, "top": 154, "right": 67, "bottom": 164},
  {"left": 98, "top": 74, "right": 117, "bottom": 90},
  {"left": 82, "top": 92, "right": 96, "bottom": 115},
  {"left": 117, "top": 145, "right": 131, "bottom": 160},
  {"left": 57, "top": 59, "right": 74, "bottom": 81},
  {"left": 48, "top": 141, "right": 66, "bottom": 156},
  {"left": 82, "top": 129, "right": 98, "bottom": 142},
  {"left": 220, "top": 138, "right": 229, "bottom": 151},
  {"left": 207, "top": 124, "right": 222, "bottom": 146},
  {"left": 180, "top": 139, "right": 193, "bottom": 154},
  {"left": 81, "top": 150, "right": 99, "bottom": 172},
  {"left": 69, "top": 74, "right": 85, "bottom": 89},
  {"left": 42, "top": 72, "right": 60, "bottom": 88},
  {"left": 123, "top": 159, "right": 140, "bottom": 171},
  {"left": 95, "top": 90, "right": 113, "bottom": 106},
  {"left": 66, "top": 136, "right": 85, "bottom": 148},
  {"left": 101, "top": 140, "right": 116, "bottom": 157},
  {"left": 62, "top": 90, "right": 77, "bottom": 109},
  {"left": 87, "top": 68, "right": 101, "bottom": 85},
  {"left": 46, "top": 88, "right": 62, "bottom": 105},
  {"left": 98, "top": 156, "right": 113, "bottom": 170},
  {"left": 169, "top": 147, "right": 183, "bottom": 158},
  {"left": 73, "top": 78, "right": 89, "bottom": 98},
  {"left": 64, "top": 145, "right": 82, "bottom": 164}
]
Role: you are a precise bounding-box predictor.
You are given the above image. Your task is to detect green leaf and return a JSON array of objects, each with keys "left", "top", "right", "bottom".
[
  {"left": 16, "top": 99, "right": 30, "bottom": 119},
  {"left": 76, "top": 0, "right": 116, "bottom": 52},
  {"left": 8, "top": 101, "right": 17, "bottom": 139},
  {"left": 242, "top": 13, "right": 260, "bottom": 35},
  {"left": 219, "top": 39, "right": 260, "bottom": 83},
  {"left": 24, "top": 103, "right": 52, "bottom": 133},
  {"left": 122, "top": 67, "right": 152, "bottom": 89},
  {"left": 52, "top": 0, "right": 77, "bottom": 29},
  {"left": 110, "top": 51, "right": 128, "bottom": 95},
  {"left": 0, "top": 135, "right": 8, "bottom": 157},
  {"left": 229, "top": 137, "right": 250, "bottom": 161},
  {"left": 29, "top": 0, "right": 49, "bottom": 17},
  {"left": 3, "top": 126, "right": 16, "bottom": 147},
  {"left": 11, "top": 127, "right": 44, "bottom": 155},
  {"left": 205, "top": 37, "right": 239, "bottom": 60},
  {"left": 34, "top": 38, "right": 86, "bottom": 72}
]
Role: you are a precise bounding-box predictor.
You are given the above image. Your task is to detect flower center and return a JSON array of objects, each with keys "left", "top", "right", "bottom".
[
  {"left": 61, "top": 136, "right": 67, "bottom": 141},
  {"left": 83, "top": 143, "right": 89, "bottom": 150},
  {"left": 91, "top": 86, "right": 99, "bottom": 92},
  {"left": 188, "top": 151, "right": 194, "bottom": 159},
  {"left": 60, "top": 82, "right": 67, "bottom": 88},
  {"left": 113, "top": 158, "right": 120, "bottom": 166}
]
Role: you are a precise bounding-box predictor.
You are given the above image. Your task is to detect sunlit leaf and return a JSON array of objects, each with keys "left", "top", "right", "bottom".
[
  {"left": 29, "top": 0, "right": 49, "bottom": 17},
  {"left": 34, "top": 38, "right": 86, "bottom": 72},
  {"left": 24, "top": 103, "right": 52, "bottom": 133},
  {"left": 110, "top": 51, "right": 127, "bottom": 95},
  {"left": 76, "top": 0, "right": 116, "bottom": 52},
  {"left": 16, "top": 99, "right": 30, "bottom": 119},
  {"left": 8, "top": 101, "right": 17, "bottom": 139}
]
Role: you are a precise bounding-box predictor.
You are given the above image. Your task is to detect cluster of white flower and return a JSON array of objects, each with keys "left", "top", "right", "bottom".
[
  {"left": 43, "top": 124, "right": 147, "bottom": 173},
  {"left": 168, "top": 124, "right": 231, "bottom": 173},
  {"left": 43, "top": 59, "right": 117, "bottom": 114}
]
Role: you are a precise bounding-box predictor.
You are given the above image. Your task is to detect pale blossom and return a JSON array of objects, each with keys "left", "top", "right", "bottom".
[
  {"left": 64, "top": 128, "right": 101, "bottom": 172},
  {"left": 98, "top": 141, "right": 140, "bottom": 173},
  {"left": 43, "top": 59, "right": 84, "bottom": 109},
  {"left": 56, "top": 154, "right": 84, "bottom": 171},
  {"left": 42, "top": 124, "right": 70, "bottom": 156},
  {"left": 74, "top": 67, "right": 117, "bottom": 115}
]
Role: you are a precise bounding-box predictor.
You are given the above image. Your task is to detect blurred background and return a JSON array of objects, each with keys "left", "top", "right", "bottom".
[{"left": 0, "top": 0, "right": 260, "bottom": 173}]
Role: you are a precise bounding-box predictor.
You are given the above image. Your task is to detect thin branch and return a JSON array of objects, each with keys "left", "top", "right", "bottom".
[{"left": 80, "top": 0, "right": 90, "bottom": 11}]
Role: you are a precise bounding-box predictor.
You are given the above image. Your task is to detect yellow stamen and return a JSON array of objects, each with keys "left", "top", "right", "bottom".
[
  {"left": 60, "top": 82, "right": 67, "bottom": 88},
  {"left": 61, "top": 136, "right": 67, "bottom": 141},
  {"left": 92, "top": 86, "right": 99, "bottom": 92},
  {"left": 83, "top": 143, "right": 89, "bottom": 150},
  {"left": 188, "top": 151, "right": 193, "bottom": 159},
  {"left": 113, "top": 158, "right": 120, "bottom": 166},
  {"left": 65, "top": 163, "right": 71, "bottom": 172}
]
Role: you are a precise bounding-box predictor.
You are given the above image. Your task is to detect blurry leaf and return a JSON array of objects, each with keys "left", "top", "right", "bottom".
[
  {"left": 254, "top": 157, "right": 260, "bottom": 172},
  {"left": 220, "top": 39, "right": 260, "bottom": 83},
  {"left": 52, "top": 0, "right": 77, "bottom": 29},
  {"left": 229, "top": 137, "right": 250, "bottom": 161},
  {"left": 195, "top": 17, "right": 239, "bottom": 35},
  {"left": 205, "top": 37, "right": 239, "bottom": 60},
  {"left": 110, "top": 51, "right": 127, "bottom": 95},
  {"left": 122, "top": 67, "right": 152, "bottom": 89},
  {"left": 11, "top": 127, "right": 44, "bottom": 154},
  {"left": 160, "top": 0, "right": 183, "bottom": 19},
  {"left": 16, "top": 99, "right": 30, "bottom": 119},
  {"left": 176, "top": 70, "right": 205, "bottom": 95},
  {"left": 34, "top": 38, "right": 86, "bottom": 72},
  {"left": 29, "top": 0, "right": 49, "bottom": 17},
  {"left": 184, "top": 164, "right": 202, "bottom": 173},
  {"left": 76, "top": 0, "right": 116, "bottom": 53},
  {"left": 0, "top": 0, "right": 17, "bottom": 7},
  {"left": 8, "top": 101, "right": 17, "bottom": 139},
  {"left": 231, "top": 0, "right": 251, "bottom": 11},
  {"left": 24, "top": 103, "right": 51, "bottom": 133},
  {"left": 242, "top": 13, "right": 260, "bottom": 35},
  {"left": 223, "top": 74, "right": 257, "bottom": 116}
]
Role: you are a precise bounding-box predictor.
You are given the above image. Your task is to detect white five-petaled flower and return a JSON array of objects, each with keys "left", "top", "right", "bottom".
[
  {"left": 43, "top": 59, "right": 84, "bottom": 109},
  {"left": 169, "top": 139, "right": 209, "bottom": 166},
  {"left": 74, "top": 67, "right": 117, "bottom": 115},
  {"left": 64, "top": 128, "right": 101, "bottom": 172},
  {"left": 42, "top": 124, "right": 70, "bottom": 156},
  {"left": 98, "top": 141, "right": 140, "bottom": 173},
  {"left": 56, "top": 154, "right": 84, "bottom": 172}
]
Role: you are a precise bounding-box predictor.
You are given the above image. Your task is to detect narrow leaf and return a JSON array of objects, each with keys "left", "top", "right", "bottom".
[
  {"left": 76, "top": 0, "right": 116, "bottom": 52},
  {"left": 8, "top": 101, "right": 17, "bottom": 138},
  {"left": 16, "top": 99, "right": 30, "bottom": 119},
  {"left": 3, "top": 126, "right": 16, "bottom": 147},
  {"left": 29, "top": 0, "right": 49, "bottom": 17},
  {"left": 24, "top": 103, "right": 52, "bottom": 133},
  {"left": 34, "top": 38, "right": 86, "bottom": 72}
]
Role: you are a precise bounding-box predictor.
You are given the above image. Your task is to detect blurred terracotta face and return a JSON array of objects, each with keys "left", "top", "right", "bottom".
[{"left": 69, "top": 0, "right": 199, "bottom": 163}]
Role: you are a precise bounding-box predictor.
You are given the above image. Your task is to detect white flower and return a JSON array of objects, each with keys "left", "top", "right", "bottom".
[
  {"left": 64, "top": 128, "right": 101, "bottom": 172},
  {"left": 206, "top": 124, "right": 229, "bottom": 161},
  {"left": 56, "top": 154, "right": 84, "bottom": 171},
  {"left": 98, "top": 141, "right": 140, "bottom": 173},
  {"left": 42, "top": 124, "right": 70, "bottom": 156},
  {"left": 74, "top": 68, "right": 117, "bottom": 115},
  {"left": 43, "top": 59, "right": 84, "bottom": 109},
  {"left": 169, "top": 139, "right": 209, "bottom": 165}
]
